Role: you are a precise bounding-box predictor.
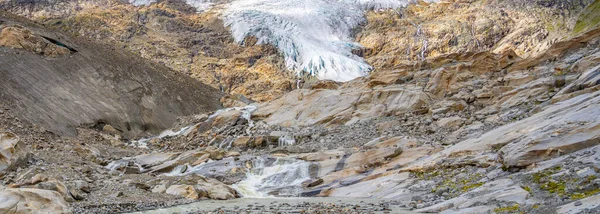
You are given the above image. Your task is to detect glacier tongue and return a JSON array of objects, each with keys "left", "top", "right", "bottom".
[
  {"left": 129, "top": 0, "right": 436, "bottom": 82},
  {"left": 128, "top": 0, "right": 155, "bottom": 6},
  {"left": 223, "top": 0, "right": 372, "bottom": 82},
  {"left": 184, "top": 0, "right": 214, "bottom": 12}
]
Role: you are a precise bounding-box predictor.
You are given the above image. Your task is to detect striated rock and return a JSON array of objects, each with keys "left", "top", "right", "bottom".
[
  {"left": 107, "top": 148, "right": 227, "bottom": 174},
  {"left": 0, "top": 14, "right": 223, "bottom": 138},
  {"left": 557, "top": 64, "right": 600, "bottom": 95},
  {"left": 147, "top": 150, "right": 221, "bottom": 173},
  {"left": 368, "top": 69, "right": 411, "bottom": 87},
  {"left": 310, "top": 80, "right": 340, "bottom": 90},
  {"left": 0, "top": 132, "right": 30, "bottom": 176},
  {"left": 166, "top": 185, "right": 199, "bottom": 200},
  {"left": 302, "top": 178, "right": 324, "bottom": 188},
  {"left": 324, "top": 172, "right": 412, "bottom": 198},
  {"left": 0, "top": 188, "right": 71, "bottom": 213},
  {"left": 510, "top": 28, "right": 600, "bottom": 72},
  {"left": 255, "top": 85, "right": 430, "bottom": 127},
  {"left": 408, "top": 90, "right": 600, "bottom": 170},
  {"left": 557, "top": 194, "right": 600, "bottom": 214},
  {"left": 211, "top": 110, "right": 244, "bottom": 128},
  {"left": 417, "top": 179, "right": 528, "bottom": 213}
]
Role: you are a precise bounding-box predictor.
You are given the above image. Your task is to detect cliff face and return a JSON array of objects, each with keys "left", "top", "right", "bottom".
[{"left": 0, "top": 12, "right": 222, "bottom": 137}]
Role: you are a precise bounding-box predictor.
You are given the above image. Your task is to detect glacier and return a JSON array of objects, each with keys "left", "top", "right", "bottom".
[
  {"left": 128, "top": 0, "right": 155, "bottom": 6},
  {"left": 129, "top": 0, "right": 436, "bottom": 82},
  {"left": 128, "top": 0, "right": 214, "bottom": 12}
]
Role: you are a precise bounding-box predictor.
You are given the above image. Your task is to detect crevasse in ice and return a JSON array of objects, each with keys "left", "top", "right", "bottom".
[
  {"left": 222, "top": 0, "right": 438, "bottom": 82},
  {"left": 130, "top": 0, "right": 436, "bottom": 82}
]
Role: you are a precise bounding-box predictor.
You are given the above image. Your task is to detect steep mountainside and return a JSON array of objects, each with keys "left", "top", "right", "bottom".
[
  {"left": 0, "top": 0, "right": 292, "bottom": 103},
  {"left": 0, "top": 0, "right": 593, "bottom": 102},
  {"left": 0, "top": 11, "right": 222, "bottom": 137}
]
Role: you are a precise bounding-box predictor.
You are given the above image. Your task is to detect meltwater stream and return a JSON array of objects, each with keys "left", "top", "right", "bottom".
[
  {"left": 151, "top": 156, "right": 313, "bottom": 198},
  {"left": 233, "top": 157, "right": 312, "bottom": 198}
]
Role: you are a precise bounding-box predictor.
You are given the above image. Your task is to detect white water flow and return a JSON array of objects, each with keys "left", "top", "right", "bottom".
[
  {"left": 128, "top": 105, "right": 257, "bottom": 148},
  {"left": 278, "top": 135, "right": 296, "bottom": 147},
  {"left": 233, "top": 157, "right": 312, "bottom": 198}
]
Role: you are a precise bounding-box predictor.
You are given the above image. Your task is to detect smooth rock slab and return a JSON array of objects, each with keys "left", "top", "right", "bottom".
[
  {"left": 166, "top": 185, "right": 199, "bottom": 200},
  {"left": 556, "top": 194, "right": 600, "bottom": 214},
  {"left": 407, "top": 90, "right": 600, "bottom": 170},
  {"left": 416, "top": 179, "right": 529, "bottom": 213},
  {"left": 254, "top": 85, "right": 430, "bottom": 127},
  {"left": 0, "top": 188, "right": 71, "bottom": 213}
]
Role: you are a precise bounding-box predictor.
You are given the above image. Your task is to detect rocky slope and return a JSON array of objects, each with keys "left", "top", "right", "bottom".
[
  {"left": 1, "top": 0, "right": 600, "bottom": 214},
  {"left": 99, "top": 10, "right": 600, "bottom": 213},
  {"left": 0, "top": 0, "right": 292, "bottom": 103},
  {"left": 358, "top": 0, "right": 594, "bottom": 71},
  {"left": 1, "top": 0, "right": 594, "bottom": 103},
  {"left": 0, "top": 11, "right": 222, "bottom": 137}
]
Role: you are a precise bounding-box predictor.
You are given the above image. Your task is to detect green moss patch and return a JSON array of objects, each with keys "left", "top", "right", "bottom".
[
  {"left": 494, "top": 204, "right": 521, "bottom": 214},
  {"left": 413, "top": 167, "right": 486, "bottom": 199},
  {"left": 530, "top": 166, "right": 599, "bottom": 201},
  {"left": 573, "top": 0, "right": 600, "bottom": 35}
]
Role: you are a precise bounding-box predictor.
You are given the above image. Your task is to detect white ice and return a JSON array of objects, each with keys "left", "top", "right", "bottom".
[
  {"left": 128, "top": 0, "right": 155, "bottom": 6},
  {"left": 128, "top": 0, "right": 214, "bottom": 12},
  {"left": 129, "top": 0, "right": 436, "bottom": 82},
  {"left": 222, "top": 0, "right": 437, "bottom": 82}
]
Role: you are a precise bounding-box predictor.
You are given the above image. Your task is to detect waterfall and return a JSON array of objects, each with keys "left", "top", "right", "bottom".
[
  {"left": 278, "top": 135, "right": 296, "bottom": 147},
  {"left": 128, "top": 105, "right": 257, "bottom": 148},
  {"left": 233, "top": 157, "right": 311, "bottom": 198},
  {"left": 208, "top": 105, "right": 258, "bottom": 127},
  {"left": 129, "top": 125, "right": 195, "bottom": 148}
]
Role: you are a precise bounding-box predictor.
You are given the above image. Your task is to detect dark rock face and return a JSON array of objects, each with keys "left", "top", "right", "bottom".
[{"left": 0, "top": 12, "right": 222, "bottom": 137}]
